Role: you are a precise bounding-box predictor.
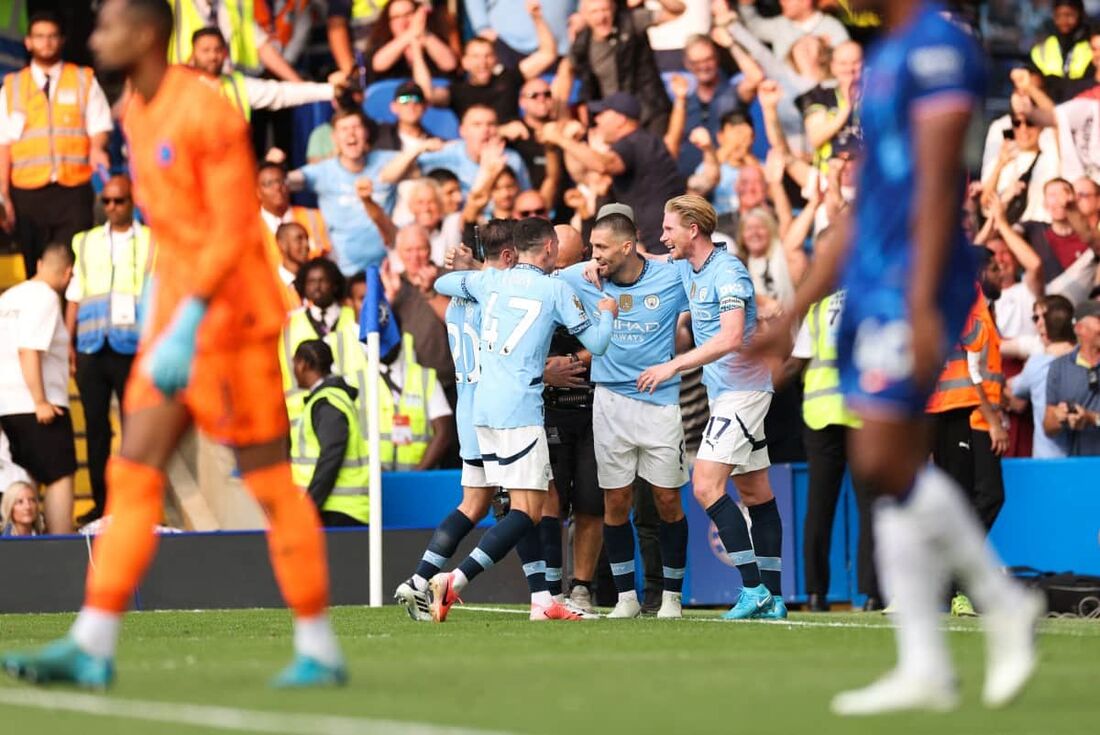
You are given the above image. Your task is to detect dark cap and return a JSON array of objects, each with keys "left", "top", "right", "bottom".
[
  {"left": 1076, "top": 299, "right": 1100, "bottom": 321},
  {"left": 393, "top": 81, "right": 425, "bottom": 102},
  {"left": 1053, "top": 0, "right": 1084, "bottom": 12},
  {"left": 588, "top": 92, "right": 641, "bottom": 120}
]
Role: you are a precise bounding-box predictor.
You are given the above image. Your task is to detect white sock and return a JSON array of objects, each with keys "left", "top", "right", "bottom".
[
  {"left": 294, "top": 614, "right": 342, "bottom": 668},
  {"left": 411, "top": 574, "right": 429, "bottom": 591},
  {"left": 873, "top": 497, "right": 952, "bottom": 682},
  {"left": 532, "top": 591, "right": 554, "bottom": 608},
  {"left": 618, "top": 590, "right": 638, "bottom": 604},
  {"left": 451, "top": 569, "right": 469, "bottom": 592},
  {"left": 70, "top": 608, "right": 121, "bottom": 659}
]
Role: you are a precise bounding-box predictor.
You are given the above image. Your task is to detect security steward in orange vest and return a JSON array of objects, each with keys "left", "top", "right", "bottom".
[{"left": 0, "top": 12, "right": 113, "bottom": 277}]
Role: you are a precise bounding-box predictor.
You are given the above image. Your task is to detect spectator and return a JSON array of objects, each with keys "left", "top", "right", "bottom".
[
  {"left": 399, "top": 177, "right": 461, "bottom": 265},
  {"left": 365, "top": 0, "right": 459, "bottom": 82},
  {"left": 427, "top": 3, "right": 558, "bottom": 123},
  {"left": 290, "top": 340, "right": 369, "bottom": 527},
  {"left": 797, "top": 40, "right": 863, "bottom": 170},
  {"left": 257, "top": 162, "right": 331, "bottom": 260},
  {"left": 370, "top": 81, "right": 432, "bottom": 152},
  {"left": 557, "top": 0, "right": 678, "bottom": 135},
  {"left": 1074, "top": 176, "right": 1100, "bottom": 231},
  {"left": 189, "top": 28, "right": 340, "bottom": 122},
  {"left": 391, "top": 224, "right": 449, "bottom": 320},
  {"left": 735, "top": 0, "right": 849, "bottom": 63},
  {"left": 0, "top": 481, "right": 44, "bottom": 536},
  {"left": 1020, "top": 178, "right": 1098, "bottom": 288},
  {"left": 463, "top": 163, "right": 520, "bottom": 235},
  {"left": 0, "top": 431, "right": 31, "bottom": 491},
  {"left": 687, "top": 110, "right": 759, "bottom": 217},
  {"left": 1010, "top": 295, "right": 1078, "bottom": 458},
  {"left": 1043, "top": 300, "right": 1100, "bottom": 455},
  {"left": 515, "top": 190, "right": 549, "bottom": 220},
  {"left": 505, "top": 77, "right": 567, "bottom": 211},
  {"left": 303, "top": 82, "right": 366, "bottom": 164},
  {"left": 0, "top": 242, "right": 75, "bottom": 535},
  {"left": 287, "top": 109, "right": 412, "bottom": 274},
  {"left": 647, "top": 0, "right": 712, "bottom": 72},
  {"left": 676, "top": 35, "right": 745, "bottom": 177},
  {"left": 0, "top": 12, "right": 112, "bottom": 278},
  {"left": 426, "top": 168, "right": 464, "bottom": 215},
  {"left": 63, "top": 175, "right": 151, "bottom": 526},
  {"left": 735, "top": 206, "right": 804, "bottom": 316},
  {"left": 254, "top": 0, "right": 314, "bottom": 67},
  {"left": 275, "top": 222, "right": 310, "bottom": 301},
  {"left": 326, "top": 0, "right": 390, "bottom": 73},
  {"left": 981, "top": 70, "right": 1058, "bottom": 185},
  {"left": 465, "top": 0, "right": 576, "bottom": 65},
  {"left": 168, "top": 0, "right": 302, "bottom": 81},
  {"left": 1029, "top": 0, "right": 1092, "bottom": 103},
  {"left": 981, "top": 114, "right": 1059, "bottom": 224},
  {"left": 543, "top": 92, "right": 684, "bottom": 252}
]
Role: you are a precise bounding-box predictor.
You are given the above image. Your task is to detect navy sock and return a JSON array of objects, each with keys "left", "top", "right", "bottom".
[
  {"left": 458, "top": 509, "right": 534, "bottom": 585},
  {"left": 603, "top": 521, "right": 636, "bottom": 594},
  {"left": 748, "top": 499, "right": 783, "bottom": 596},
  {"left": 539, "top": 516, "right": 563, "bottom": 596},
  {"left": 515, "top": 523, "right": 547, "bottom": 594},
  {"left": 415, "top": 509, "right": 475, "bottom": 580},
  {"left": 658, "top": 516, "right": 689, "bottom": 593},
  {"left": 706, "top": 495, "right": 760, "bottom": 588}
]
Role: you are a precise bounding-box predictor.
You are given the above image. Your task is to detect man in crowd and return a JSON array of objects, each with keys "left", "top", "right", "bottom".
[
  {"left": 543, "top": 92, "right": 684, "bottom": 253},
  {"left": 0, "top": 242, "right": 75, "bottom": 535},
  {"left": 465, "top": 0, "right": 574, "bottom": 66},
  {"left": 371, "top": 82, "right": 432, "bottom": 153},
  {"left": 1021, "top": 178, "right": 1097, "bottom": 285},
  {"left": 507, "top": 76, "right": 565, "bottom": 211},
  {"left": 257, "top": 162, "right": 330, "bottom": 261},
  {"left": 391, "top": 224, "right": 449, "bottom": 320},
  {"left": 1044, "top": 300, "right": 1100, "bottom": 456},
  {"left": 677, "top": 35, "right": 743, "bottom": 178},
  {"left": 736, "top": 0, "right": 849, "bottom": 62},
  {"left": 1010, "top": 296, "right": 1078, "bottom": 458},
  {"left": 275, "top": 222, "right": 310, "bottom": 305},
  {"left": 64, "top": 175, "right": 152, "bottom": 525},
  {"left": 0, "top": 12, "right": 112, "bottom": 278},
  {"left": 402, "top": 178, "right": 462, "bottom": 266}
]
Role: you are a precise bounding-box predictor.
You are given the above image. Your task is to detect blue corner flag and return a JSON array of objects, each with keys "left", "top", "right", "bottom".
[{"left": 360, "top": 265, "right": 402, "bottom": 355}]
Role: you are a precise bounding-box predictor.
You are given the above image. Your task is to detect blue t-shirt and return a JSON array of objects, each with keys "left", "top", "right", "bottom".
[
  {"left": 676, "top": 245, "right": 772, "bottom": 398},
  {"left": 435, "top": 264, "right": 592, "bottom": 429},
  {"left": 445, "top": 294, "right": 483, "bottom": 461},
  {"left": 417, "top": 141, "right": 531, "bottom": 197},
  {"left": 558, "top": 257, "right": 687, "bottom": 405},
  {"left": 1009, "top": 353, "right": 1068, "bottom": 459},
  {"left": 696, "top": 162, "right": 740, "bottom": 217},
  {"left": 298, "top": 153, "right": 397, "bottom": 275},
  {"left": 842, "top": 2, "right": 985, "bottom": 300}
]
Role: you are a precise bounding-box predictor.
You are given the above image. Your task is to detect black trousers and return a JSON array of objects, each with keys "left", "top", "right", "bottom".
[
  {"left": 11, "top": 183, "right": 94, "bottom": 277},
  {"left": 802, "top": 424, "right": 879, "bottom": 598},
  {"left": 75, "top": 347, "right": 135, "bottom": 512},
  {"left": 321, "top": 510, "right": 367, "bottom": 527},
  {"left": 969, "top": 429, "right": 1005, "bottom": 531},
  {"left": 930, "top": 408, "right": 1004, "bottom": 531}
]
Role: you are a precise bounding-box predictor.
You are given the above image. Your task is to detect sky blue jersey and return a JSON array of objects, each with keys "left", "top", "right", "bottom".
[
  {"left": 445, "top": 295, "right": 482, "bottom": 461},
  {"left": 436, "top": 265, "right": 612, "bottom": 429},
  {"left": 675, "top": 245, "right": 772, "bottom": 399},
  {"left": 557, "top": 257, "right": 687, "bottom": 406}
]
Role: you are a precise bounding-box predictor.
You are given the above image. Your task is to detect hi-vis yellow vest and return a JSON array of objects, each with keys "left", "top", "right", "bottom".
[
  {"left": 291, "top": 383, "right": 369, "bottom": 524},
  {"left": 219, "top": 70, "right": 251, "bottom": 120},
  {"left": 169, "top": 0, "right": 260, "bottom": 72},
  {"left": 375, "top": 332, "right": 435, "bottom": 471},
  {"left": 3, "top": 63, "right": 93, "bottom": 189},
  {"left": 72, "top": 224, "right": 153, "bottom": 355},
  {"left": 1030, "top": 36, "right": 1092, "bottom": 79},
  {"left": 802, "top": 292, "right": 860, "bottom": 431},
  {"left": 279, "top": 305, "right": 367, "bottom": 426},
  {"left": 351, "top": 0, "right": 388, "bottom": 26}
]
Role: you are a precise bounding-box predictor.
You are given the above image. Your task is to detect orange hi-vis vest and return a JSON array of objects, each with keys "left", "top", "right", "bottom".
[
  {"left": 927, "top": 292, "right": 985, "bottom": 415},
  {"left": 4, "top": 63, "right": 94, "bottom": 189},
  {"left": 967, "top": 297, "right": 1003, "bottom": 433}
]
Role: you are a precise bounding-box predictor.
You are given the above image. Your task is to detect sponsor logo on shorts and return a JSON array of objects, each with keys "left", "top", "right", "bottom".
[{"left": 644, "top": 294, "right": 660, "bottom": 310}]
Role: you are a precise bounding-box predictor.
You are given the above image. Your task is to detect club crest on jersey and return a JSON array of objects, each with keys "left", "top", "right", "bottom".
[
  {"left": 572, "top": 294, "right": 584, "bottom": 314},
  {"left": 644, "top": 294, "right": 660, "bottom": 310},
  {"left": 156, "top": 142, "right": 175, "bottom": 166},
  {"left": 619, "top": 294, "right": 633, "bottom": 312}
]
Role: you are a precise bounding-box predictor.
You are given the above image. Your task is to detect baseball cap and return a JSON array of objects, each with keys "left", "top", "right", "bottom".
[
  {"left": 588, "top": 92, "right": 641, "bottom": 120},
  {"left": 1076, "top": 300, "right": 1100, "bottom": 321},
  {"left": 393, "top": 81, "right": 425, "bottom": 103},
  {"left": 596, "top": 202, "right": 635, "bottom": 223}
]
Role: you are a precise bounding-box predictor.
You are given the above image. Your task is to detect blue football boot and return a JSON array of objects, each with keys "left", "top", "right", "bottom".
[
  {"left": 271, "top": 654, "right": 348, "bottom": 689},
  {"left": 757, "top": 596, "right": 789, "bottom": 620},
  {"left": 1, "top": 637, "right": 115, "bottom": 690},
  {"left": 720, "top": 584, "right": 773, "bottom": 621}
]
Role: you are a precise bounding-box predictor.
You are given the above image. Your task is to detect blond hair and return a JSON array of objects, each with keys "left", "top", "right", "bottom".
[
  {"left": 1, "top": 481, "right": 44, "bottom": 535},
  {"left": 665, "top": 194, "right": 718, "bottom": 237}
]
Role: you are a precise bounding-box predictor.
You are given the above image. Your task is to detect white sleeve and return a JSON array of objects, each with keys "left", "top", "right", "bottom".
[
  {"left": 84, "top": 78, "right": 114, "bottom": 137},
  {"left": 0, "top": 89, "right": 15, "bottom": 145},
  {"left": 244, "top": 77, "right": 334, "bottom": 112},
  {"left": 967, "top": 350, "right": 984, "bottom": 385},
  {"left": 427, "top": 378, "right": 453, "bottom": 420},
  {"left": 16, "top": 287, "right": 59, "bottom": 352},
  {"left": 790, "top": 319, "right": 813, "bottom": 360}
]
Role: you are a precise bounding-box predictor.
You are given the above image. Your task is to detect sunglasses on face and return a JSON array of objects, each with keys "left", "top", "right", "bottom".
[
  {"left": 518, "top": 208, "right": 547, "bottom": 217},
  {"left": 1012, "top": 118, "right": 1033, "bottom": 128},
  {"left": 394, "top": 94, "right": 423, "bottom": 104},
  {"left": 523, "top": 90, "right": 552, "bottom": 100},
  {"left": 101, "top": 197, "right": 129, "bottom": 206}
]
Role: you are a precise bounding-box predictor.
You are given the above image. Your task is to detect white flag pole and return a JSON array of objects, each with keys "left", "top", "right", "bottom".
[{"left": 366, "top": 330, "right": 383, "bottom": 608}]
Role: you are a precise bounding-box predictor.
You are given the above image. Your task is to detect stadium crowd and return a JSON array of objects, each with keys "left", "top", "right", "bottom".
[{"left": 0, "top": 0, "right": 1097, "bottom": 613}]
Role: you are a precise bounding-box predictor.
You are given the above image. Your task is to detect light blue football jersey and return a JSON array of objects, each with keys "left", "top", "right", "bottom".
[
  {"left": 558, "top": 257, "right": 688, "bottom": 406},
  {"left": 436, "top": 265, "right": 608, "bottom": 429},
  {"left": 675, "top": 245, "right": 772, "bottom": 398},
  {"left": 445, "top": 295, "right": 482, "bottom": 461}
]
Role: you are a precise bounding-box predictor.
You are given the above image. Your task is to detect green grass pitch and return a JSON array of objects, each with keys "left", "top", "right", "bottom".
[{"left": 0, "top": 605, "right": 1097, "bottom": 734}]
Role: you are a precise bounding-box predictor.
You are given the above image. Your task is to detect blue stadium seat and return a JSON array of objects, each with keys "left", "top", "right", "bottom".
[
  {"left": 539, "top": 73, "right": 582, "bottom": 105},
  {"left": 363, "top": 77, "right": 460, "bottom": 140}
]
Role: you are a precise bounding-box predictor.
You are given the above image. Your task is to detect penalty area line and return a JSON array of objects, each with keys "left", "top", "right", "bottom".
[{"left": 0, "top": 686, "right": 510, "bottom": 735}]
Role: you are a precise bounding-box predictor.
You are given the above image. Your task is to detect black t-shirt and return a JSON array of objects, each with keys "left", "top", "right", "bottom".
[
  {"left": 449, "top": 67, "right": 524, "bottom": 123},
  {"left": 795, "top": 83, "right": 861, "bottom": 156},
  {"left": 509, "top": 122, "right": 573, "bottom": 215},
  {"left": 610, "top": 128, "right": 685, "bottom": 253}
]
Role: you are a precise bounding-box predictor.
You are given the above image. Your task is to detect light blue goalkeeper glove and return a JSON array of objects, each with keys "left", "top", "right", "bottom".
[{"left": 145, "top": 296, "right": 207, "bottom": 396}]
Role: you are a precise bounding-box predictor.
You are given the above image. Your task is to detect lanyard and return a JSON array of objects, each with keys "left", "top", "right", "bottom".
[{"left": 106, "top": 227, "right": 139, "bottom": 295}]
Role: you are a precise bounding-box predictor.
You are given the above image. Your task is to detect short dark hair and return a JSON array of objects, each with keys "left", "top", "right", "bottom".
[
  {"left": 332, "top": 107, "right": 369, "bottom": 129},
  {"left": 294, "top": 339, "right": 334, "bottom": 375},
  {"left": 513, "top": 217, "right": 555, "bottom": 254},
  {"left": 592, "top": 213, "right": 637, "bottom": 243},
  {"left": 191, "top": 26, "right": 227, "bottom": 48},
  {"left": 427, "top": 168, "right": 460, "bottom": 186},
  {"left": 480, "top": 219, "right": 517, "bottom": 260},
  {"left": 1042, "top": 295, "right": 1077, "bottom": 344},
  {"left": 295, "top": 257, "right": 346, "bottom": 301},
  {"left": 257, "top": 161, "right": 286, "bottom": 179},
  {"left": 27, "top": 11, "right": 62, "bottom": 36},
  {"left": 275, "top": 222, "right": 306, "bottom": 242},
  {"left": 461, "top": 104, "right": 498, "bottom": 124},
  {"left": 122, "top": 0, "right": 174, "bottom": 44}
]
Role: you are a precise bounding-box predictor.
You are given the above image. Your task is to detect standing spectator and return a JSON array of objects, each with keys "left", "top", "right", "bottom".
[
  {"left": 1029, "top": 0, "right": 1093, "bottom": 103},
  {"left": 462, "top": 163, "right": 520, "bottom": 239},
  {"left": 168, "top": 0, "right": 302, "bottom": 80},
  {"left": 390, "top": 224, "right": 450, "bottom": 320},
  {"left": 981, "top": 114, "right": 1059, "bottom": 224},
  {"left": 687, "top": 111, "right": 758, "bottom": 217},
  {"left": 676, "top": 35, "right": 745, "bottom": 177},
  {"left": 734, "top": 206, "right": 806, "bottom": 315},
  {"left": 735, "top": 0, "right": 849, "bottom": 62},
  {"left": 0, "top": 481, "right": 44, "bottom": 536},
  {"left": 1021, "top": 178, "right": 1098, "bottom": 287},
  {"left": 508, "top": 77, "right": 566, "bottom": 210},
  {"left": 648, "top": 0, "right": 712, "bottom": 71},
  {"left": 1010, "top": 296, "right": 1078, "bottom": 458},
  {"left": 400, "top": 178, "right": 461, "bottom": 265},
  {"left": 365, "top": 0, "right": 459, "bottom": 82},
  {"left": 1074, "top": 177, "right": 1100, "bottom": 231},
  {"left": 1043, "top": 300, "right": 1100, "bottom": 456},
  {"left": 557, "top": 0, "right": 678, "bottom": 135},
  {"left": 257, "top": 162, "right": 331, "bottom": 261},
  {"left": 0, "top": 242, "right": 75, "bottom": 535},
  {"left": 326, "top": 0, "right": 389, "bottom": 73},
  {"left": 0, "top": 12, "right": 112, "bottom": 278},
  {"left": 370, "top": 81, "right": 432, "bottom": 153},
  {"left": 466, "top": 0, "right": 576, "bottom": 66},
  {"left": 543, "top": 92, "right": 684, "bottom": 252},
  {"left": 797, "top": 40, "right": 864, "bottom": 172},
  {"left": 289, "top": 340, "right": 369, "bottom": 527},
  {"left": 274, "top": 222, "right": 310, "bottom": 303},
  {"left": 427, "top": 168, "right": 464, "bottom": 215},
  {"left": 63, "top": 175, "right": 151, "bottom": 526}
]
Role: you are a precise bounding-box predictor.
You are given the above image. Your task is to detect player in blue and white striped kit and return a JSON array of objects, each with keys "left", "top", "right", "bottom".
[{"left": 394, "top": 220, "right": 517, "bottom": 622}]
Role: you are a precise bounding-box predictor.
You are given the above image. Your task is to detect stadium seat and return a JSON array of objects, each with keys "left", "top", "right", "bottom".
[
  {"left": 539, "top": 73, "right": 582, "bottom": 105},
  {"left": 363, "top": 78, "right": 460, "bottom": 140}
]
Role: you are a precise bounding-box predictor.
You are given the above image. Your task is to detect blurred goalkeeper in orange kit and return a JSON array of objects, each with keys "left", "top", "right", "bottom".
[{"left": 0, "top": 0, "right": 346, "bottom": 690}]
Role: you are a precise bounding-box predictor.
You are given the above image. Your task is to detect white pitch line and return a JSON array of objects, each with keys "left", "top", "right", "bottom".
[{"left": 0, "top": 687, "right": 510, "bottom": 735}]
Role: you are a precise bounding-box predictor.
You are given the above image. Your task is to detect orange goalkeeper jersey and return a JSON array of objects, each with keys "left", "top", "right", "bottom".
[{"left": 123, "top": 65, "right": 285, "bottom": 351}]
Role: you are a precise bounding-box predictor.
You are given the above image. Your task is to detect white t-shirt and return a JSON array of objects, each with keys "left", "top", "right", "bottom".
[
  {"left": 0, "top": 280, "right": 71, "bottom": 415},
  {"left": 993, "top": 281, "right": 1039, "bottom": 342},
  {"left": 380, "top": 350, "right": 452, "bottom": 422}
]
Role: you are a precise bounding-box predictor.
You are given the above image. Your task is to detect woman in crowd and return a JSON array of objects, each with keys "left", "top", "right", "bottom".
[
  {"left": 1, "top": 481, "right": 45, "bottom": 537},
  {"left": 735, "top": 206, "right": 807, "bottom": 319},
  {"left": 367, "top": 0, "right": 459, "bottom": 81}
]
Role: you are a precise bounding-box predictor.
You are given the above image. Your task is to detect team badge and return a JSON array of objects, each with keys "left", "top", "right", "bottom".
[
  {"left": 644, "top": 294, "right": 660, "bottom": 310},
  {"left": 156, "top": 141, "right": 175, "bottom": 166},
  {"left": 619, "top": 294, "right": 633, "bottom": 311},
  {"left": 698, "top": 287, "right": 708, "bottom": 301}
]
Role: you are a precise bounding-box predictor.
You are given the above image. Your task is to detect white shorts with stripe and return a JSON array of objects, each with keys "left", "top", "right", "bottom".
[
  {"left": 695, "top": 391, "right": 772, "bottom": 475},
  {"left": 593, "top": 386, "right": 689, "bottom": 489},
  {"left": 475, "top": 425, "right": 552, "bottom": 491}
]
